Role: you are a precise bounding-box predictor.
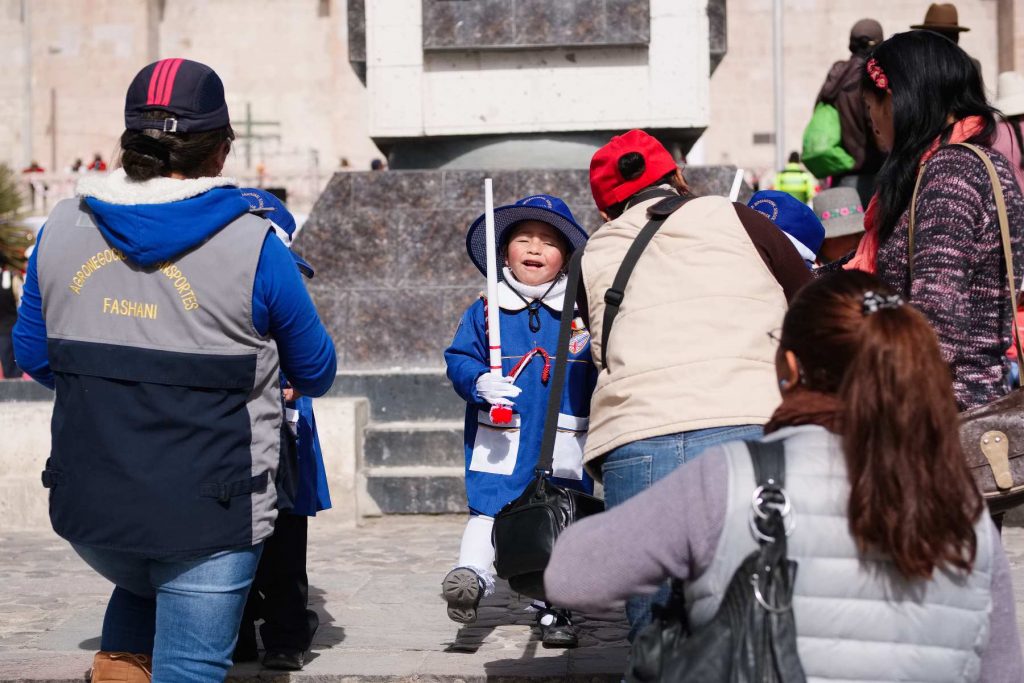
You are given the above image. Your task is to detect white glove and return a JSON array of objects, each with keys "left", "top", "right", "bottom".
[{"left": 475, "top": 374, "right": 522, "bottom": 406}]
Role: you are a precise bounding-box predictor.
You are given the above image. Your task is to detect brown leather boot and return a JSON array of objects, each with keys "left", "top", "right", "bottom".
[{"left": 90, "top": 652, "right": 152, "bottom": 682}]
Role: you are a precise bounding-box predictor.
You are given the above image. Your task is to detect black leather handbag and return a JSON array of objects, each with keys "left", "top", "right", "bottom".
[
  {"left": 626, "top": 439, "right": 806, "bottom": 683},
  {"left": 491, "top": 248, "right": 604, "bottom": 601}
]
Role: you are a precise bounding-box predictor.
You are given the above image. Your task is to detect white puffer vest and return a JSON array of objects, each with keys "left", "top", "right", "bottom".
[{"left": 686, "top": 426, "right": 994, "bottom": 683}]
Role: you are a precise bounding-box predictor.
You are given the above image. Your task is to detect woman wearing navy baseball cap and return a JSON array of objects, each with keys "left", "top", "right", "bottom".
[{"left": 13, "top": 59, "right": 336, "bottom": 681}]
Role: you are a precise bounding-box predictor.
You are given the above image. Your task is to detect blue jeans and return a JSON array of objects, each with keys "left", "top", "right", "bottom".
[
  {"left": 73, "top": 543, "right": 262, "bottom": 682},
  {"left": 601, "top": 424, "right": 763, "bottom": 639}
]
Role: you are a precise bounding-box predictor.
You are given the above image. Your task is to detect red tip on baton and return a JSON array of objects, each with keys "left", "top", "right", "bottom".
[{"left": 490, "top": 404, "right": 514, "bottom": 425}]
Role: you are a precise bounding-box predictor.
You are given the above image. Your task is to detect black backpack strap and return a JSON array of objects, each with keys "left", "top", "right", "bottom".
[
  {"left": 600, "top": 194, "right": 694, "bottom": 368},
  {"left": 536, "top": 248, "right": 585, "bottom": 473}
]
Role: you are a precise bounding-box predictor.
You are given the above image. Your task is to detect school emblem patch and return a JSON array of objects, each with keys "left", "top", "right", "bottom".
[{"left": 568, "top": 328, "right": 591, "bottom": 354}]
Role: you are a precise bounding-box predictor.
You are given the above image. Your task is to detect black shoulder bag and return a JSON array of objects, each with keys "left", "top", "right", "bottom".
[
  {"left": 626, "top": 439, "right": 806, "bottom": 683},
  {"left": 489, "top": 191, "right": 696, "bottom": 598},
  {"left": 491, "top": 194, "right": 693, "bottom": 602},
  {"left": 491, "top": 246, "right": 604, "bottom": 601}
]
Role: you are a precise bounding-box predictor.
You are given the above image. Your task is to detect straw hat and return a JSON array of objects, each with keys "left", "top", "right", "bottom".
[
  {"left": 812, "top": 188, "right": 865, "bottom": 238},
  {"left": 911, "top": 3, "right": 969, "bottom": 33},
  {"left": 996, "top": 72, "right": 1024, "bottom": 118}
]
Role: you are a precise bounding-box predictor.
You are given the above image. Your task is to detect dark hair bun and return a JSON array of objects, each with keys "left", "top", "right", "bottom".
[{"left": 618, "top": 152, "right": 646, "bottom": 181}]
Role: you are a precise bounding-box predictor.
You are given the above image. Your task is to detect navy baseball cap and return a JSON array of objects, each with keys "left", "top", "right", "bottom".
[
  {"left": 466, "top": 194, "right": 589, "bottom": 278},
  {"left": 124, "top": 59, "right": 230, "bottom": 133},
  {"left": 241, "top": 188, "right": 314, "bottom": 279}
]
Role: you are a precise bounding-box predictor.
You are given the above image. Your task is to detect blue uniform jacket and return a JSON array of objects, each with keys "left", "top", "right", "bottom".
[
  {"left": 288, "top": 394, "right": 332, "bottom": 516},
  {"left": 445, "top": 297, "right": 596, "bottom": 517}
]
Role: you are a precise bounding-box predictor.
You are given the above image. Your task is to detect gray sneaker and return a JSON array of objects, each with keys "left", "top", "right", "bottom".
[{"left": 442, "top": 567, "right": 484, "bottom": 624}]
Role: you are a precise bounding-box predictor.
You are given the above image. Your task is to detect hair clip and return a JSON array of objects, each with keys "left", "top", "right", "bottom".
[
  {"left": 866, "top": 58, "right": 889, "bottom": 90},
  {"left": 862, "top": 290, "right": 904, "bottom": 315}
]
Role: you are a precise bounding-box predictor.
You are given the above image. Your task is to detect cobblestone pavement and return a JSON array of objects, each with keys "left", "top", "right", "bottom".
[
  {"left": 2, "top": 519, "right": 1024, "bottom": 682},
  {"left": 0, "top": 516, "right": 630, "bottom": 682}
]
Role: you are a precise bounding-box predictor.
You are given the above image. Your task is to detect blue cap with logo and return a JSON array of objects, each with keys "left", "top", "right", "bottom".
[{"left": 748, "top": 190, "right": 825, "bottom": 265}]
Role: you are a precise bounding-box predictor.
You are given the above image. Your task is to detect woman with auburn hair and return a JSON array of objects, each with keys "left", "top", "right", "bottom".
[
  {"left": 545, "top": 271, "right": 1022, "bottom": 681},
  {"left": 845, "top": 30, "right": 1024, "bottom": 412}
]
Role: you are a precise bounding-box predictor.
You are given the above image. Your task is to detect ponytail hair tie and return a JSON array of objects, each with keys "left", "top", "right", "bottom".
[
  {"left": 124, "top": 135, "right": 170, "bottom": 166},
  {"left": 862, "top": 290, "right": 903, "bottom": 315},
  {"left": 866, "top": 58, "right": 889, "bottom": 91}
]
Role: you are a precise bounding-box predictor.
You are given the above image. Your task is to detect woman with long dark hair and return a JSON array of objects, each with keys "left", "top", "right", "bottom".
[
  {"left": 545, "top": 271, "right": 1022, "bottom": 680},
  {"left": 844, "top": 30, "right": 1024, "bottom": 410}
]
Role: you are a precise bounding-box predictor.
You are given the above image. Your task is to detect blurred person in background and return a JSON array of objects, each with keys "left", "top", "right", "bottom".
[
  {"left": 816, "top": 18, "right": 885, "bottom": 206},
  {"left": 993, "top": 71, "right": 1024, "bottom": 192},
  {"left": 813, "top": 187, "right": 865, "bottom": 268},
  {"left": 772, "top": 152, "right": 817, "bottom": 205}
]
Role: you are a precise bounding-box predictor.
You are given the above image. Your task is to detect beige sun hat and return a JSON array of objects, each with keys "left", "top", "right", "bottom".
[
  {"left": 813, "top": 188, "right": 865, "bottom": 238},
  {"left": 996, "top": 72, "right": 1024, "bottom": 118}
]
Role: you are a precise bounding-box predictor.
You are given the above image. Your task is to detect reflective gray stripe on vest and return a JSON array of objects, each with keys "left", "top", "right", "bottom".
[
  {"left": 685, "top": 426, "right": 993, "bottom": 683},
  {"left": 37, "top": 197, "right": 282, "bottom": 548}
]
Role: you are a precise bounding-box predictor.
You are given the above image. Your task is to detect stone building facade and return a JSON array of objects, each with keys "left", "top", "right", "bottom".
[{"left": 0, "top": 0, "right": 1020, "bottom": 207}]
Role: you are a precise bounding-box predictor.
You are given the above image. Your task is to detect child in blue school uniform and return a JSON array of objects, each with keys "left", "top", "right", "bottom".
[
  {"left": 235, "top": 189, "right": 331, "bottom": 672},
  {"left": 443, "top": 194, "right": 596, "bottom": 647}
]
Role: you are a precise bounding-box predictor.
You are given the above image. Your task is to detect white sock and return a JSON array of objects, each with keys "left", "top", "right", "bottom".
[{"left": 455, "top": 515, "right": 496, "bottom": 596}]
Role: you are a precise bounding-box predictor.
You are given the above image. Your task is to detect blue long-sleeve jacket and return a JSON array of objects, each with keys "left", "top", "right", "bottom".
[
  {"left": 13, "top": 182, "right": 335, "bottom": 395},
  {"left": 445, "top": 296, "right": 596, "bottom": 516}
]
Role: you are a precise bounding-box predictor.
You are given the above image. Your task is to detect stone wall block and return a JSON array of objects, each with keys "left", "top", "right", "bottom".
[{"left": 395, "top": 209, "right": 481, "bottom": 287}]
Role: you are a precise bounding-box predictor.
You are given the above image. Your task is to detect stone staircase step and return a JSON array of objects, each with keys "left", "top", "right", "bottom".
[
  {"left": 364, "top": 466, "right": 465, "bottom": 514},
  {"left": 326, "top": 369, "right": 462, "bottom": 422},
  {"left": 363, "top": 420, "right": 463, "bottom": 468}
]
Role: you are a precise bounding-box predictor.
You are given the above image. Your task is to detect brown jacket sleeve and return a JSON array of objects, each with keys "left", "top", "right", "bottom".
[{"left": 732, "top": 202, "right": 812, "bottom": 302}]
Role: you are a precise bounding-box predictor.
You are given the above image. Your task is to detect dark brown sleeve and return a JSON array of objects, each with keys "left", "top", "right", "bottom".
[
  {"left": 732, "top": 202, "right": 813, "bottom": 302},
  {"left": 575, "top": 276, "right": 590, "bottom": 328}
]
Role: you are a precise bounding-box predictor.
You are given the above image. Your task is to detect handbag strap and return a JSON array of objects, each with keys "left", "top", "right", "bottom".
[
  {"left": 745, "top": 438, "right": 789, "bottom": 544},
  {"left": 536, "top": 248, "right": 585, "bottom": 474},
  {"left": 600, "top": 194, "right": 695, "bottom": 368},
  {"left": 746, "top": 438, "right": 785, "bottom": 490},
  {"left": 908, "top": 142, "right": 1023, "bottom": 363}
]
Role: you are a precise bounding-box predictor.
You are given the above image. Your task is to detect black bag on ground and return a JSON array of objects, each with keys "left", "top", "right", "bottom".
[
  {"left": 625, "top": 439, "right": 806, "bottom": 683},
  {"left": 491, "top": 248, "right": 603, "bottom": 601}
]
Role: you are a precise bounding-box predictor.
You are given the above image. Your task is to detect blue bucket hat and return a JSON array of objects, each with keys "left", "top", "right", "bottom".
[
  {"left": 465, "top": 194, "right": 589, "bottom": 278},
  {"left": 748, "top": 190, "right": 825, "bottom": 263},
  {"left": 241, "top": 188, "right": 314, "bottom": 278}
]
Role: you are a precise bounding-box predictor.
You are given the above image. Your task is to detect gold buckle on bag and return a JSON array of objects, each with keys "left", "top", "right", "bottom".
[{"left": 981, "top": 431, "right": 1014, "bottom": 491}]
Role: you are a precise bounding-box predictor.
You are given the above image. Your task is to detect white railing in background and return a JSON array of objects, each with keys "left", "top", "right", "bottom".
[{"left": 16, "top": 171, "right": 331, "bottom": 218}]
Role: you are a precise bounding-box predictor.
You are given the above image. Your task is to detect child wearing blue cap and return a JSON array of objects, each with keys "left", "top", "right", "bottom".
[
  {"left": 235, "top": 188, "right": 330, "bottom": 672},
  {"left": 443, "top": 194, "right": 597, "bottom": 647},
  {"left": 748, "top": 190, "right": 827, "bottom": 269}
]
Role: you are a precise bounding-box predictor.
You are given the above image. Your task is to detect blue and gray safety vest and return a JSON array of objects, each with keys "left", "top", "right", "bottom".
[{"left": 36, "top": 198, "right": 282, "bottom": 555}]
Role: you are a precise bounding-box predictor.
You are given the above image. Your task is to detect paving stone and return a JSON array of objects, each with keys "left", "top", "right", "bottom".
[
  {"left": 2, "top": 519, "right": 1021, "bottom": 682},
  {"left": 0, "top": 517, "right": 629, "bottom": 682}
]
